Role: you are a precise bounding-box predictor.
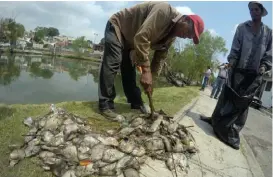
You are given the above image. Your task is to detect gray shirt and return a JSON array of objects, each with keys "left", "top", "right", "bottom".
[
  {"left": 227, "top": 20, "right": 272, "bottom": 73},
  {"left": 218, "top": 66, "right": 228, "bottom": 78}
]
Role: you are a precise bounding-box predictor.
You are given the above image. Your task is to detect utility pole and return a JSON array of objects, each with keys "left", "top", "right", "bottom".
[{"left": 93, "top": 33, "right": 98, "bottom": 44}]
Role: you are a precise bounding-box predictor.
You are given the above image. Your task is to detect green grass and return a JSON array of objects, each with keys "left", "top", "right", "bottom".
[{"left": 0, "top": 86, "right": 199, "bottom": 177}]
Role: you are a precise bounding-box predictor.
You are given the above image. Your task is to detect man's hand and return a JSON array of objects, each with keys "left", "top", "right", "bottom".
[
  {"left": 228, "top": 59, "right": 237, "bottom": 68},
  {"left": 140, "top": 66, "right": 153, "bottom": 94},
  {"left": 259, "top": 65, "right": 266, "bottom": 75}
]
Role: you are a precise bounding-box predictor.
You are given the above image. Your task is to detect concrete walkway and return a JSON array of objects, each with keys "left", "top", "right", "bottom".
[
  {"left": 177, "top": 88, "right": 264, "bottom": 177},
  {"left": 135, "top": 88, "right": 265, "bottom": 177}
]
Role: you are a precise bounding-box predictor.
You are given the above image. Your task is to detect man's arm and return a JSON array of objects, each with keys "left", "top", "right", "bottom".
[
  {"left": 130, "top": 2, "right": 171, "bottom": 68},
  {"left": 150, "top": 38, "right": 176, "bottom": 76},
  {"left": 260, "top": 29, "right": 272, "bottom": 71},
  {"left": 227, "top": 25, "right": 242, "bottom": 67}
]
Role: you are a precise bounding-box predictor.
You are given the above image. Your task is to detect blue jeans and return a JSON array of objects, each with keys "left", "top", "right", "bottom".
[
  {"left": 210, "top": 77, "right": 226, "bottom": 98},
  {"left": 201, "top": 76, "right": 209, "bottom": 90}
]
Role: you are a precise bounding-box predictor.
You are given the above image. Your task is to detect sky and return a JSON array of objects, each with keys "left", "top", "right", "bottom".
[{"left": 0, "top": 1, "right": 272, "bottom": 63}]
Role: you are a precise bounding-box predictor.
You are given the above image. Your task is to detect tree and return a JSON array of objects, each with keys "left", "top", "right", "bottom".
[
  {"left": 0, "top": 54, "right": 21, "bottom": 85},
  {"left": 167, "top": 30, "right": 228, "bottom": 84},
  {"left": 72, "top": 36, "right": 89, "bottom": 56},
  {"left": 0, "top": 18, "right": 25, "bottom": 45},
  {"left": 47, "top": 27, "right": 59, "bottom": 37},
  {"left": 33, "top": 26, "right": 60, "bottom": 43},
  {"left": 99, "top": 38, "right": 105, "bottom": 45}
]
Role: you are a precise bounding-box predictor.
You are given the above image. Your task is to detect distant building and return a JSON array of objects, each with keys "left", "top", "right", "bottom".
[{"left": 93, "top": 44, "right": 104, "bottom": 51}]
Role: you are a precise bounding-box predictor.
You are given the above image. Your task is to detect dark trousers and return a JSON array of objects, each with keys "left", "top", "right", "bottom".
[
  {"left": 201, "top": 76, "right": 209, "bottom": 89},
  {"left": 211, "top": 76, "right": 226, "bottom": 98},
  {"left": 98, "top": 21, "right": 143, "bottom": 110}
]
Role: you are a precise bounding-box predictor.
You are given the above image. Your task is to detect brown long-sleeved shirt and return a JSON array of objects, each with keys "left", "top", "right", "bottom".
[{"left": 109, "top": 1, "right": 182, "bottom": 73}]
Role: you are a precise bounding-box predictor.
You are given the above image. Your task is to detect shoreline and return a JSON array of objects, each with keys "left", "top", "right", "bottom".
[{"left": 0, "top": 48, "right": 102, "bottom": 62}]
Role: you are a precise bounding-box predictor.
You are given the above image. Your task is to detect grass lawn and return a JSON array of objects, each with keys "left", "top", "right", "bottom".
[{"left": 0, "top": 86, "right": 199, "bottom": 177}]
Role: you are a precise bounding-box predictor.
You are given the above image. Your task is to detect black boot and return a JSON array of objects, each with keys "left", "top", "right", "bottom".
[{"left": 200, "top": 115, "right": 212, "bottom": 125}]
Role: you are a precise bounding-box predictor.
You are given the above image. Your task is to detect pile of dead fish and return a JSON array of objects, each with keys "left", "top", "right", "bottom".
[{"left": 9, "top": 107, "right": 198, "bottom": 177}]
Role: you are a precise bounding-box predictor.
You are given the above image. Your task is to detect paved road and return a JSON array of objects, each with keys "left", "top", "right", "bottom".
[{"left": 242, "top": 107, "right": 272, "bottom": 177}]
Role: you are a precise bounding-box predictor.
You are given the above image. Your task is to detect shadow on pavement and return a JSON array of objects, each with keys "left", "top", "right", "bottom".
[{"left": 186, "top": 111, "right": 217, "bottom": 138}]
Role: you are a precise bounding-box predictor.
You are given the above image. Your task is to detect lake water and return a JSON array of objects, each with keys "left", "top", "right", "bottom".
[{"left": 0, "top": 54, "right": 129, "bottom": 104}]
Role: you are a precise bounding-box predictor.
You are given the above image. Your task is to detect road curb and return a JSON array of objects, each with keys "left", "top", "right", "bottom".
[
  {"left": 173, "top": 96, "right": 199, "bottom": 122},
  {"left": 240, "top": 136, "right": 265, "bottom": 177}
]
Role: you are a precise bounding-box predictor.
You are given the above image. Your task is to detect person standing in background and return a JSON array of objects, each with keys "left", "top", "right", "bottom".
[
  {"left": 201, "top": 1, "right": 272, "bottom": 150},
  {"left": 210, "top": 63, "right": 229, "bottom": 99},
  {"left": 200, "top": 66, "right": 212, "bottom": 91}
]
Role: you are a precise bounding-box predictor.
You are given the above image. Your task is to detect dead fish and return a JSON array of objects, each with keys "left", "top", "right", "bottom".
[
  {"left": 50, "top": 132, "right": 64, "bottom": 147},
  {"left": 131, "top": 146, "right": 146, "bottom": 157},
  {"left": 126, "top": 156, "right": 147, "bottom": 170},
  {"left": 9, "top": 160, "right": 19, "bottom": 167},
  {"left": 145, "top": 137, "right": 164, "bottom": 151},
  {"left": 161, "top": 136, "right": 172, "bottom": 152},
  {"left": 167, "top": 122, "right": 178, "bottom": 134},
  {"left": 67, "top": 133, "right": 77, "bottom": 141},
  {"left": 102, "top": 148, "right": 125, "bottom": 163},
  {"left": 98, "top": 136, "right": 119, "bottom": 147},
  {"left": 75, "top": 163, "right": 96, "bottom": 177},
  {"left": 116, "top": 155, "right": 133, "bottom": 170},
  {"left": 10, "top": 149, "right": 25, "bottom": 160},
  {"left": 130, "top": 117, "right": 144, "bottom": 128},
  {"left": 24, "top": 132, "right": 35, "bottom": 143},
  {"left": 77, "top": 125, "right": 92, "bottom": 134},
  {"left": 39, "top": 151, "right": 55, "bottom": 159},
  {"left": 106, "top": 129, "right": 116, "bottom": 136},
  {"left": 44, "top": 115, "right": 63, "bottom": 130},
  {"left": 77, "top": 143, "right": 91, "bottom": 160},
  {"left": 74, "top": 117, "right": 85, "bottom": 124},
  {"left": 41, "top": 145, "right": 59, "bottom": 152},
  {"left": 177, "top": 129, "right": 187, "bottom": 140},
  {"left": 50, "top": 160, "right": 67, "bottom": 177},
  {"left": 25, "top": 145, "right": 40, "bottom": 157},
  {"left": 38, "top": 118, "right": 46, "bottom": 128},
  {"left": 118, "top": 139, "right": 135, "bottom": 154},
  {"left": 173, "top": 139, "right": 184, "bottom": 153},
  {"left": 42, "top": 131, "right": 54, "bottom": 143},
  {"left": 123, "top": 168, "right": 140, "bottom": 177},
  {"left": 63, "top": 123, "right": 78, "bottom": 139},
  {"left": 90, "top": 144, "right": 105, "bottom": 162},
  {"left": 166, "top": 157, "right": 175, "bottom": 171},
  {"left": 152, "top": 150, "right": 168, "bottom": 161},
  {"left": 146, "top": 115, "right": 163, "bottom": 133},
  {"left": 63, "top": 118, "right": 75, "bottom": 125},
  {"left": 61, "top": 170, "right": 76, "bottom": 177},
  {"left": 93, "top": 160, "right": 109, "bottom": 168},
  {"left": 43, "top": 157, "right": 62, "bottom": 165},
  {"left": 99, "top": 162, "right": 117, "bottom": 176},
  {"left": 41, "top": 165, "right": 51, "bottom": 171},
  {"left": 23, "top": 117, "right": 33, "bottom": 127},
  {"left": 62, "top": 144, "right": 78, "bottom": 163},
  {"left": 118, "top": 127, "right": 135, "bottom": 138},
  {"left": 72, "top": 137, "right": 81, "bottom": 145},
  {"left": 166, "top": 153, "right": 188, "bottom": 171},
  {"left": 83, "top": 135, "right": 100, "bottom": 148},
  {"left": 185, "top": 141, "right": 198, "bottom": 153},
  {"left": 9, "top": 149, "right": 26, "bottom": 167}
]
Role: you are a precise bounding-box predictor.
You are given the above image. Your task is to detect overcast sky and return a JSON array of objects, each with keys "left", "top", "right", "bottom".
[
  {"left": 0, "top": 1, "right": 199, "bottom": 43},
  {"left": 0, "top": 1, "right": 272, "bottom": 62}
]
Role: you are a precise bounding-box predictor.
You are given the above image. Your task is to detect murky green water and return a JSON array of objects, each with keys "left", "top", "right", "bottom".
[
  {"left": 0, "top": 54, "right": 127, "bottom": 104},
  {"left": 0, "top": 54, "right": 169, "bottom": 104}
]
